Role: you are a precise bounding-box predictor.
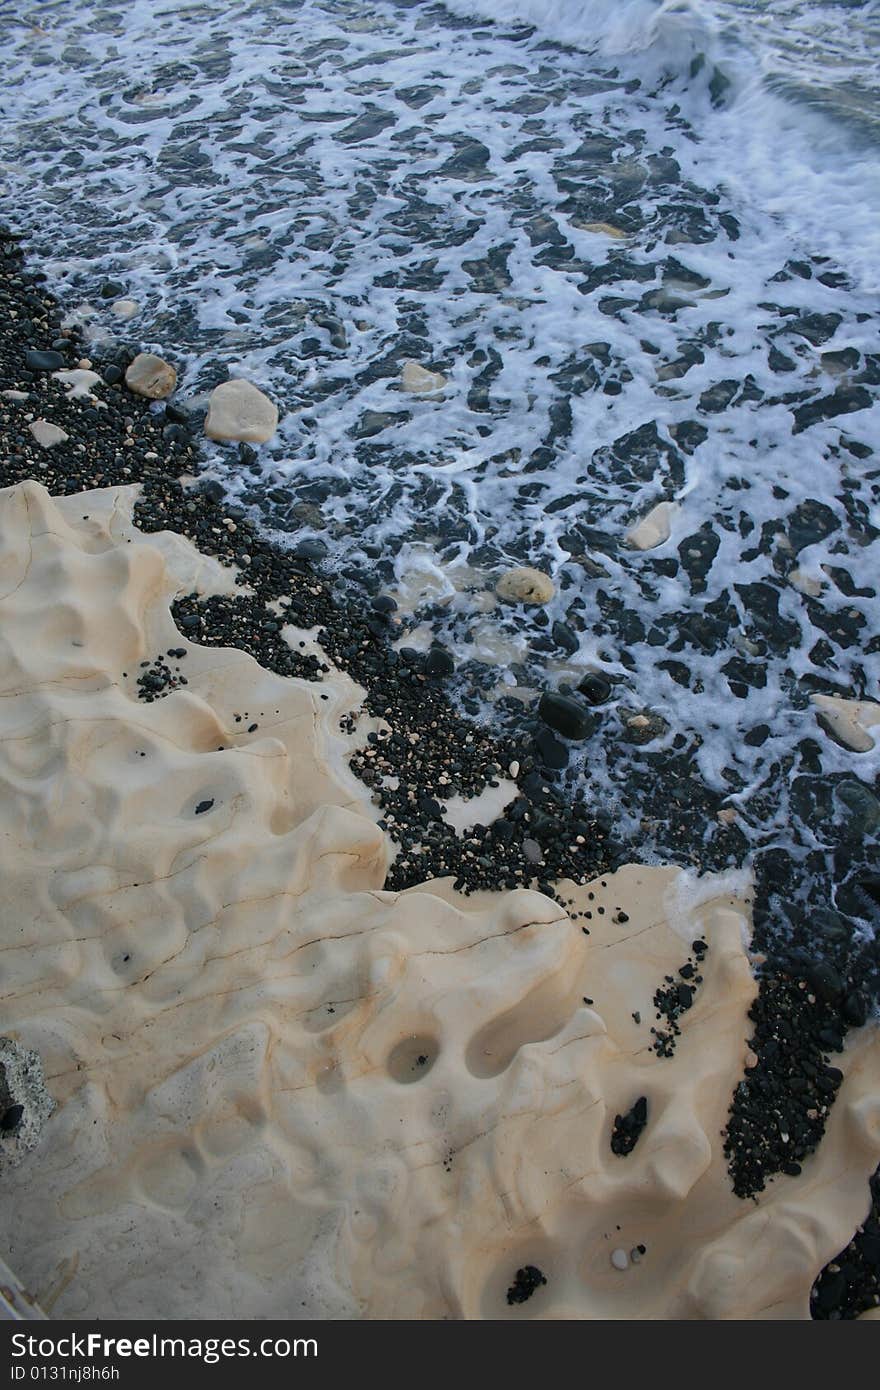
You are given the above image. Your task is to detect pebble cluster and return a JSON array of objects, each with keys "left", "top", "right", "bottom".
[
  {"left": 610, "top": 1096, "right": 649, "bottom": 1157},
  {"left": 649, "top": 939, "right": 708, "bottom": 1058},
  {"left": 506, "top": 1266, "right": 547, "bottom": 1306},
  {"left": 724, "top": 963, "right": 866, "bottom": 1198}
]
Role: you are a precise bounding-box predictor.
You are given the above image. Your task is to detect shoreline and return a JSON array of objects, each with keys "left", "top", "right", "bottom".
[{"left": 0, "top": 225, "right": 878, "bottom": 1318}]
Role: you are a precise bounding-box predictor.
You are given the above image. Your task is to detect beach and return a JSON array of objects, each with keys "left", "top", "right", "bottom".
[{"left": 0, "top": 0, "right": 879, "bottom": 1322}]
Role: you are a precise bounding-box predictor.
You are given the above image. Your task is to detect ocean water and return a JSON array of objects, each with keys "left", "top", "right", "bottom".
[{"left": 0, "top": 0, "right": 878, "bottom": 961}]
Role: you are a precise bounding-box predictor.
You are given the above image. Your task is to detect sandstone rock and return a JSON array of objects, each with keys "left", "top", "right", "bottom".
[
  {"left": 401, "top": 360, "right": 447, "bottom": 394},
  {"left": 204, "top": 379, "right": 278, "bottom": 444},
  {"left": 626, "top": 500, "right": 678, "bottom": 551},
  {"left": 125, "top": 352, "right": 177, "bottom": 400},
  {"left": 495, "top": 566, "right": 555, "bottom": 604},
  {"left": 28, "top": 420, "right": 68, "bottom": 449}
]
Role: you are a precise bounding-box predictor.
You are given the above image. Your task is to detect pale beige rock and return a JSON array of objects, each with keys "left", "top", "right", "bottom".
[
  {"left": 789, "top": 567, "right": 824, "bottom": 598},
  {"left": 401, "top": 360, "right": 447, "bottom": 394},
  {"left": 626, "top": 500, "right": 678, "bottom": 550},
  {"left": 110, "top": 300, "right": 139, "bottom": 320},
  {"left": 204, "top": 379, "right": 278, "bottom": 443},
  {"left": 812, "top": 694, "right": 880, "bottom": 752},
  {"left": 0, "top": 481, "right": 877, "bottom": 1322},
  {"left": 495, "top": 566, "right": 555, "bottom": 604},
  {"left": 124, "top": 352, "right": 177, "bottom": 400},
  {"left": 575, "top": 221, "right": 627, "bottom": 239},
  {"left": 28, "top": 420, "right": 68, "bottom": 449}
]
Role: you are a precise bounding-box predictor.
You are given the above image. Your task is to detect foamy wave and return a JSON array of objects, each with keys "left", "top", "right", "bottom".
[{"left": 443, "top": 0, "right": 723, "bottom": 74}]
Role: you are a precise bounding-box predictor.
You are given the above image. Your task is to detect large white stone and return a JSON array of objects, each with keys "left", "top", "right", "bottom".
[
  {"left": 204, "top": 379, "right": 278, "bottom": 444},
  {"left": 401, "top": 360, "right": 447, "bottom": 394},
  {"left": 626, "top": 500, "right": 678, "bottom": 551},
  {"left": 125, "top": 352, "right": 177, "bottom": 400}
]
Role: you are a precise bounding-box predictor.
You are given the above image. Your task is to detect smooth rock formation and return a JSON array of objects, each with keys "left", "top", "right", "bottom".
[
  {"left": 496, "top": 566, "right": 555, "bottom": 605},
  {"left": 28, "top": 420, "right": 68, "bottom": 449},
  {"left": 0, "top": 482, "right": 877, "bottom": 1321},
  {"left": 124, "top": 352, "right": 177, "bottom": 400},
  {"left": 812, "top": 694, "right": 880, "bottom": 752},
  {"left": 204, "top": 379, "right": 278, "bottom": 443},
  {"left": 626, "top": 501, "right": 678, "bottom": 551},
  {"left": 401, "top": 360, "right": 447, "bottom": 394}
]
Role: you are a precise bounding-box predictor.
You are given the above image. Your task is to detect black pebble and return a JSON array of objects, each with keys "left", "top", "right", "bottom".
[
  {"left": 538, "top": 691, "right": 596, "bottom": 740},
  {"left": 24, "top": 348, "right": 65, "bottom": 371},
  {"left": 0, "top": 1104, "right": 24, "bottom": 1132}
]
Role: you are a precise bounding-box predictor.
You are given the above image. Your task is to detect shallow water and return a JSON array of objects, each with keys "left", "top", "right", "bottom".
[{"left": 0, "top": 0, "right": 878, "bottom": 962}]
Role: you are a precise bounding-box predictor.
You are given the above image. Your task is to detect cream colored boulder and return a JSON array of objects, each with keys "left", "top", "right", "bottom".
[
  {"left": 495, "top": 566, "right": 555, "bottom": 605},
  {"left": 626, "top": 500, "right": 678, "bottom": 551},
  {"left": 125, "top": 352, "right": 177, "bottom": 400},
  {"left": 204, "top": 379, "right": 278, "bottom": 444},
  {"left": 401, "top": 360, "right": 447, "bottom": 394},
  {"left": 812, "top": 694, "right": 880, "bottom": 752}
]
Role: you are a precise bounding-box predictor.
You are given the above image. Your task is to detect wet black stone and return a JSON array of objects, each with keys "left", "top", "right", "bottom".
[
  {"left": 793, "top": 386, "right": 872, "bottom": 434},
  {"left": 550, "top": 620, "right": 579, "bottom": 655},
  {"left": 768, "top": 345, "right": 796, "bottom": 373},
  {"left": 102, "top": 364, "right": 123, "bottom": 385},
  {"left": 24, "top": 348, "right": 65, "bottom": 371},
  {"left": 537, "top": 692, "right": 596, "bottom": 741},
  {"left": 788, "top": 312, "right": 842, "bottom": 347},
  {"left": 577, "top": 673, "right": 612, "bottom": 706},
  {"left": 843, "top": 993, "right": 868, "bottom": 1027},
  {"left": 292, "top": 538, "right": 328, "bottom": 562},
  {"left": 194, "top": 799, "right": 214, "bottom": 815},
  {"left": 424, "top": 646, "right": 454, "bottom": 677},
  {"left": 371, "top": 594, "right": 398, "bottom": 614},
  {"left": 800, "top": 961, "right": 845, "bottom": 1006},
  {"left": 532, "top": 727, "right": 568, "bottom": 770},
  {"left": 0, "top": 1104, "right": 24, "bottom": 1132}
]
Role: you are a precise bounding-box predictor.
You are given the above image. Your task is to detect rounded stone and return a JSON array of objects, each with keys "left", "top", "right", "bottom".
[
  {"left": 425, "top": 646, "right": 454, "bottom": 677},
  {"left": 292, "top": 538, "right": 328, "bottom": 562},
  {"left": 204, "top": 379, "right": 278, "bottom": 444},
  {"left": 578, "top": 672, "right": 612, "bottom": 705},
  {"left": 538, "top": 692, "right": 596, "bottom": 741},
  {"left": 24, "top": 349, "right": 65, "bottom": 372},
  {"left": 125, "top": 352, "right": 177, "bottom": 400},
  {"left": 496, "top": 566, "right": 555, "bottom": 605}
]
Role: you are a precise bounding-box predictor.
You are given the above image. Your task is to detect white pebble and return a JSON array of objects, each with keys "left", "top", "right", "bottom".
[{"left": 611, "top": 1248, "right": 629, "bottom": 1271}]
